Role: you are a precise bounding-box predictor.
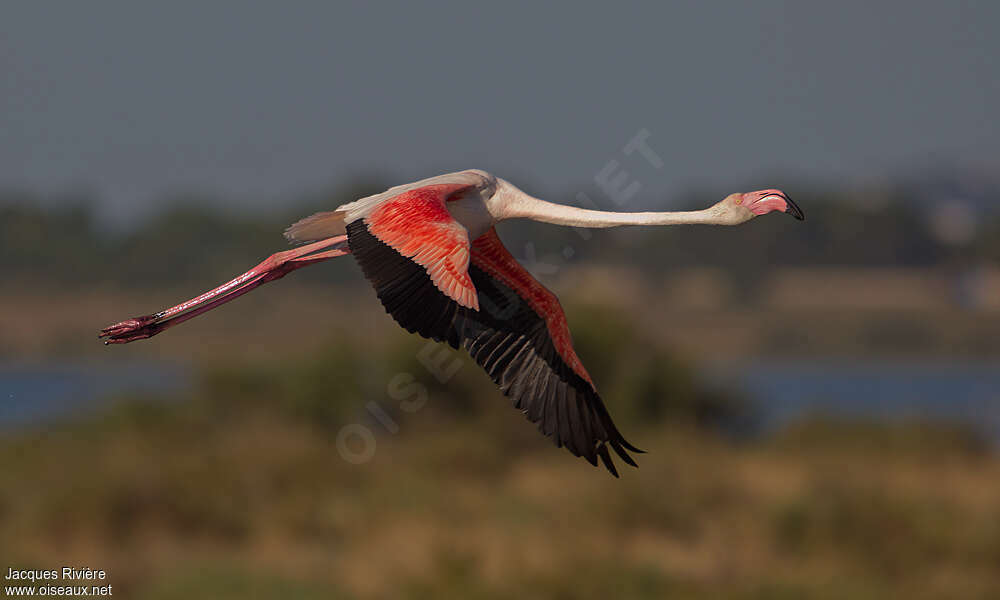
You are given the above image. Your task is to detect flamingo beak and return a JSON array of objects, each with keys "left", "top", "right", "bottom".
[
  {"left": 784, "top": 194, "right": 805, "bottom": 221},
  {"left": 743, "top": 190, "right": 805, "bottom": 221}
]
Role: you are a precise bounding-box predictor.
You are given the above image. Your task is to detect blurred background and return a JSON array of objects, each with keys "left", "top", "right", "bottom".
[{"left": 2, "top": 2, "right": 1000, "bottom": 598}]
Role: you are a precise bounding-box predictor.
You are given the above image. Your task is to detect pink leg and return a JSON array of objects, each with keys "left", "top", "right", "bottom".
[{"left": 99, "top": 236, "right": 350, "bottom": 344}]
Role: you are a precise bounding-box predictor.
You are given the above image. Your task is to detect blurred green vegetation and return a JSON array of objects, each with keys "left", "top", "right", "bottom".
[
  {"left": 1, "top": 323, "right": 998, "bottom": 599},
  {"left": 195, "top": 305, "right": 749, "bottom": 438},
  {"left": 2, "top": 183, "right": 998, "bottom": 292},
  {"left": 3, "top": 181, "right": 999, "bottom": 597},
  {"left": 0, "top": 183, "right": 380, "bottom": 288}
]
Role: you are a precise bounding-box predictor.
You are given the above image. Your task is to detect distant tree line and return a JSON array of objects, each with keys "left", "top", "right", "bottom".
[{"left": 2, "top": 183, "right": 998, "bottom": 289}]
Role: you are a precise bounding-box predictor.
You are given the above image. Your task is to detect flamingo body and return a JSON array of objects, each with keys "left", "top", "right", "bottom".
[{"left": 101, "top": 169, "right": 803, "bottom": 476}]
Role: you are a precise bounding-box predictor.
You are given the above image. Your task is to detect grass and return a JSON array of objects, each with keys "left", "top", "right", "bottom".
[
  {"left": 2, "top": 295, "right": 998, "bottom": 598},
  {"left": 1, "top": 378, "right": 998, "bottom": 598}
]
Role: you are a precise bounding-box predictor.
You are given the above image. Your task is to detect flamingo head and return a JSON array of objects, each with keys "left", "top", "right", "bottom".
[{"left": 727, "top": 188, "right": 804, "bottom": 222}]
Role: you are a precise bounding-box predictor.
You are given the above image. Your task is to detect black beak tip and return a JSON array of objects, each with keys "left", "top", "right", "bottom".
[{"left": 784, "top": 196, "right": 805, "bottom": 221}]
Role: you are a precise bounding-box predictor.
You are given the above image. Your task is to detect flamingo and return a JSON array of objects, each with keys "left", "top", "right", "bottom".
[{"left": 99, "top": 169, "right": 803, "bottom": 476}]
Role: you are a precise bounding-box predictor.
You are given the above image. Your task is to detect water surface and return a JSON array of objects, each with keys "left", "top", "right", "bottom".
[{"left": 2, "top": 359, "right": 998, "bottom": 440}]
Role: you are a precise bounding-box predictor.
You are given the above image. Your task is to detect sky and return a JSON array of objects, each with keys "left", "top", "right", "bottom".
[{"left": 2, "top": 1, "right": 998, "bottom": 225}]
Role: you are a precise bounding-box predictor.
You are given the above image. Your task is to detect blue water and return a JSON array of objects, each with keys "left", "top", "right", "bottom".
[
  {"left": 0, "top": 362, "right": 188, "bottom": 427},
  {"left": 706, "top": 360, "right": 1000, "bottom": 440},
  {"left": 1, "top": 360, "right": 998, "bottom": 440}
]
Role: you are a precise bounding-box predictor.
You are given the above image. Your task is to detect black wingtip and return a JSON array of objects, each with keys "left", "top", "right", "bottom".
[
  {"left": 619, "top": 439, "right": 645, "bottom": 454},
  {"left": 608, "top": 440, "right": 639, "bottom": 468},
  {"left": 597, "top": 444, "right": 620, "bottom": 477}
]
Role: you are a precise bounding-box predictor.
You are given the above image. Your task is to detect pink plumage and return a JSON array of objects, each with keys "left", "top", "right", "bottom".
[{"left": 100, "top": 169, "right": 803, "bottom": 476}]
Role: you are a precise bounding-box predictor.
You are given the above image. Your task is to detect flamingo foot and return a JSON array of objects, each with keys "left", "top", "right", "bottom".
[{"left": 99, "top": 314, "right": 163, "bottom": 344}]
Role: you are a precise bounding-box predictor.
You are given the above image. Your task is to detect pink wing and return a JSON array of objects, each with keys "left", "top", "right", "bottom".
[
  {"left": 362, "top": 183, "right": 479, "bottom": 310},
  {"left": 470, "top": 229, "right": 593, "bottom": 387},
  {"left": 348, "top": 221, "right": 641, "bottom": 475}
]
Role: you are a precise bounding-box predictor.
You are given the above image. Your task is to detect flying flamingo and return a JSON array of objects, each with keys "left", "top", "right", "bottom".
[{"left": 100, "top": 169, "right": 803, "bottom": 476}]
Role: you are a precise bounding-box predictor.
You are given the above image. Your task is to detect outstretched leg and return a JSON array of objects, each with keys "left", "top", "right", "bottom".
[{"left": 99, "top": 236, "right": 350, "bottom": 344}]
